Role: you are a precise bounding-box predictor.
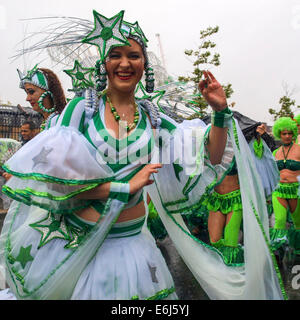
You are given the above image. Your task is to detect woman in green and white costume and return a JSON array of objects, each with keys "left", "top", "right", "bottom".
[
  {"left": 270, "top": 117, "right": 300, "bottom": 257},
  {"left": 17, "top": 66, "right": 66, "bottom": 131},
  {"left": 0, "top": 10, "right": 285, "bottom": 300}
]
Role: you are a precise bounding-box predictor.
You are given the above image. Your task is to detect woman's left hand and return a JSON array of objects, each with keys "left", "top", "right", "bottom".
[
  {"left": 256, "top": 123, "right": 266, "bottom": 136},
  {"left": 198, "top": 70, "right": 227, "bottom": 111}
]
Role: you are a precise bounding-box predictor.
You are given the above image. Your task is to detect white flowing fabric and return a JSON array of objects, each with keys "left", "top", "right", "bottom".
[
  {"left": 147, "top": 119, "right": 285, "bottom": 300},
  {"left": 248, "top": 137, "right": 280, "bottom": 198},
  {"left": 0, "top": 97, "right": 285, "bottom": 300}
]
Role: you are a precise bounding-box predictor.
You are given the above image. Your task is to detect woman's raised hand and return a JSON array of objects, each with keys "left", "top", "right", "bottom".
[
  {"left": 129, "top": 164, "right": 162, "bottom": 195},
  {"left": 198, "top": 70, "right": 228, "bottom": 111}
]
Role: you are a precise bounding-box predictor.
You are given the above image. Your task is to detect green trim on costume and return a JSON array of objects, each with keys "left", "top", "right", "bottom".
[
  {"left": 216, "top": 245, "right": 244, "bottom": 265},
  {"left": 250, "top": 201, "right": 288, "bottom": 300},
  {"left": 3, "top": 183, "right": 99, "bottom": 202},
  {"left": 93, "top": 99, "right": 148, "bottom": 152},
  {"left": 60, "top": 97, "right": 85, "bottom": 127},
  {"left": 109, "top": 182, "right": 130, "bottom": 203},
  {"left": 203, "top": 189, "right": 242, "bottom": 214},
  {"left": 131, "top": 287, "right": 176, "bottom": 300},
  {"left": 269, "top": 228, "right": 289, "bottom": 251},
  {"left": 2, "top": 164, "right": 114, "bottom": 185},
  {"left": 273, "top": 182, "right": 299, "bottom": 199},
  {"left": 159, "top": 117, "right": 177, "bottom": 133},
  {"left": 253, "top": 139, "right": 264, "bottom": 159},
  {"left": 2, "top": 186, "right": 94, "bottom": 215},
  {"left": 211, "top": 107, "right": 233, "bottom": 128},
  {"left": 4, "top": 198, "right": 121, "bottom": 299},
  {"left": 153, "top": 178, "right": 245, "bottom": 267},
  {"left": 36, "top": 71, "right": 47, "bottom": 88}
]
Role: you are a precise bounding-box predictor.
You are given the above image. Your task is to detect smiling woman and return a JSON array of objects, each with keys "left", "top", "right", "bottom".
[{"left": 0, "top": 9, "right": 286, "bottom": 301}]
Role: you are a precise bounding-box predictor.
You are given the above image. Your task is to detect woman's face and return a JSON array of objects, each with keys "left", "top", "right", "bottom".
[
  {"left": 105, "top": 38, "right": 145, "bottom": 93},
  {"left": 24, "top": 83, "right": 46, "bottom": 113},
  {"left": 280, "top": 129, "right": 294, "bottom": 145}
]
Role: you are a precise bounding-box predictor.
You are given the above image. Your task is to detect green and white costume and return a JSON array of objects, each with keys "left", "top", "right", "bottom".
[
  {"left": 0, "top": 7, "right": 286, "bottom": 300},
  {"left": 0, "top": 95, "right": 286, "bottom": 300}
]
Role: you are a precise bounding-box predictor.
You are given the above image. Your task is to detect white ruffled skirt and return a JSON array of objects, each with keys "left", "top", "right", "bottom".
[
  {"left": 0, "top": 202, "right": 177, "bottom": 300},
  {"left": 71, "top": 226, "right": 177, "bottom": 300}
]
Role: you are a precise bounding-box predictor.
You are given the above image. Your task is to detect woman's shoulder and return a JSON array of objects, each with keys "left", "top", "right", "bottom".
[{"left": 56, "top": 97, "right": 86, "bottom": 129}]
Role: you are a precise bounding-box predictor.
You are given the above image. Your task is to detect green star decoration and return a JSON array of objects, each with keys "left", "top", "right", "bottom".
[
  {"left": 82, "top": 10, "right": 129, "bottom": 62},
  {"left": 15, "top": 245, "right": 34, "bottom": 269},
  {"left": 29, "top": 212, "right": 71, "bottom": 249},
  {"left": 24, "top": 64, "right": 39, "bottom": 81},
  {"left": 149, "top": 89, "right": 166, "bottom": 112},
  {"left": 64, "top": 60, "right": 95, "bottom": 90},
  {"left": 135, "top": 82, "right": 166, "bottom": 112},
  {"left": 134, "top": 81, "right": 151, "bottom": 100},
  {"left": 122, "top": 21, "right": 148, "bottom": 47}
]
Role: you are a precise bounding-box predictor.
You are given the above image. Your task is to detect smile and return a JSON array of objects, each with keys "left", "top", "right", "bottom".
[{"left": 116, "top": 72, "right": 133, "bottom": 80}]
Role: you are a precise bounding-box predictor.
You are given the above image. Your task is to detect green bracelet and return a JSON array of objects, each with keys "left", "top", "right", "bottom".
[
  {"left": 109, "top": 182, "right": 130, "bottom": 203},
  {"left": 211, "top": 107, "right": 233, "bottom": 128}
]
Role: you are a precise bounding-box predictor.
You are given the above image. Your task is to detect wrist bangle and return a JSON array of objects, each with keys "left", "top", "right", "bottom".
[
  {"left": 211, "top": 107, "right": 233, "bottom": 128},
  {"left": 109, "top": 182, "right": 130, "bottom": 203}
]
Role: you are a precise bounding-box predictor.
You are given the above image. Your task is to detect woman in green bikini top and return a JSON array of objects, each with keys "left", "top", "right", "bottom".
[{"left": 270, "top": 117, "right": 300, "bottom": 256}]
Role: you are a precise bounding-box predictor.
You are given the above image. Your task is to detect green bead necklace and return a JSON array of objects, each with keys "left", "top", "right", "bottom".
[{"left": 106, "top": 95, "right": 139, "bottom": 132}]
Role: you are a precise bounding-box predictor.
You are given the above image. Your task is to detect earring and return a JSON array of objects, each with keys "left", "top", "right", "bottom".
[
  {"left": 145, "top": 65, "right": 155, "bottom": 93},
  {"left": 38, "top": 91, "right": 55, "bottom": 113},
  {"left": 95, "top": 60, "right": 107, "bottom": 92}
]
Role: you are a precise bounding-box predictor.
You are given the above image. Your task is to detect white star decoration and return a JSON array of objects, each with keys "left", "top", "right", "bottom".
[
  {"left": 32, "top": 147, "right": 53, "bottom": 169},
  {"left": 82, "top": 10, "right": 129, "bottom": 61}
]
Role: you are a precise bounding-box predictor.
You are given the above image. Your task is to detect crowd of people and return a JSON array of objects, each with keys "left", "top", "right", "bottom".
[{"left": 0, "top": 9, "right": 298, "bottom": 300}]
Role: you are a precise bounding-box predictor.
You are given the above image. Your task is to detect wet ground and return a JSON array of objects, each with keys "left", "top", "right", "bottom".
[
  {"left": 0, "top": 210, "right": 299, "bottom": 300},
  {"left": 158, "top": 235, "right": 300, "bottom": 300}
]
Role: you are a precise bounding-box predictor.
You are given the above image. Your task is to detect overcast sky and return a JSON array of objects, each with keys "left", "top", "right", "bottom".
[{"left": 1, "top": 0, "right": 300, "bottom": 123}]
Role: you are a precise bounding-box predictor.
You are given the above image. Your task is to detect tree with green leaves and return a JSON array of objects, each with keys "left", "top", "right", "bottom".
[
  {"left": 268, "top": 83, "right": 300, "bottom": 121},
  {"left": 178, "top": 26, "right": 234, "bottom": 118}
]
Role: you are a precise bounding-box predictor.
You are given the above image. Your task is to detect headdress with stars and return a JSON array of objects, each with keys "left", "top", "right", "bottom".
[
  {"left": 64, "top": 60, "right": 95, "bottom": 92},
  {"left": 82, "top": 10, "right": 154, "bottom": 93},
  {"left": 17, "top": 64, "right": 49, "bottom": 91},
  {"left": 82, "top": 10, "right": 148, "bottom": 63},
  {"left": 12, "top": 10, "right": 154, "bottom": 93}
]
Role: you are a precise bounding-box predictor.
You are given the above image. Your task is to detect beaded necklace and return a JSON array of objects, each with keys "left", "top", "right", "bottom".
[
  {"left": 282, "top": 142, "right": 293, "bottom": 163},
  {"left": 106, "top": 95, "right": 139, "bottom": 132},
  {"left": 40, "top": 111, "right": 59, "bottom": 131}
]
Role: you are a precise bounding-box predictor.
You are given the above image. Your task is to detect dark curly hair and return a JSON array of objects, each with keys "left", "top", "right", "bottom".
[{"left": 39, "top": 68, "right": 66, "bottom": 113}]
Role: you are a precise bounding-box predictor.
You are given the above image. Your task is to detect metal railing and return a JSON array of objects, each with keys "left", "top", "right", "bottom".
[{"left": 0, "top": 105, "right": 42, "bottom": 141}]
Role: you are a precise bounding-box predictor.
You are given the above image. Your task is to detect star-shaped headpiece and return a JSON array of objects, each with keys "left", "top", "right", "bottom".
[
  {"left": 82, "top": 10, "right": 149, "bottom": 63},
  {"left": 82, "top": 10, "right": 130, "bottom": 62},
  {"left": 17, "top": 64, "right": 49, "bottom": 90},
  {"left": 121, "top": 21, "right": 148, "bottom": 47},
  {"left": 64, "top": 60, "right": 95, "bottom": 91}
]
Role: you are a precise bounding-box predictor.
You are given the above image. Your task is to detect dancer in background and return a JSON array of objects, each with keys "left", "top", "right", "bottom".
[
  {"left": 271, "top": 117, "right": 300, "bottom": 258},
  {"left": 17, "top": 66, "right": 66, "bottom": 131}
]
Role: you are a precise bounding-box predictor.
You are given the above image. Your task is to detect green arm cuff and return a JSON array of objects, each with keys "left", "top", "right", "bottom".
[
  {"left": 109, "top": 182, "right": 130, "bottom": 203},
  {"left": 211, "top": 107, "right": 233, "bottom": 128}
]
